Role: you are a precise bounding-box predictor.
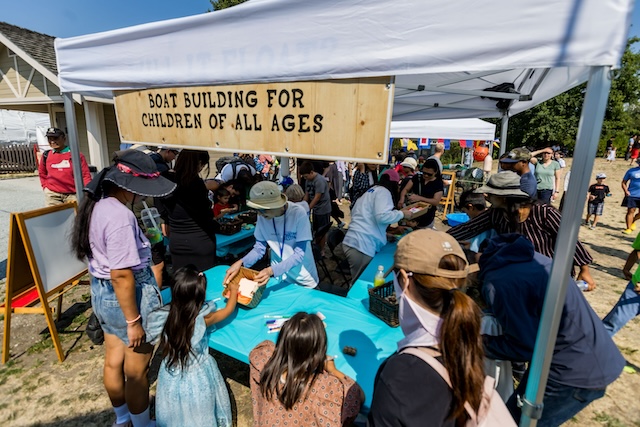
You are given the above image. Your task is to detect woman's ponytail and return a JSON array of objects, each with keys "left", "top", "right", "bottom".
[{"left": 439, "top": 289, "right": 485, "bottom": 423}]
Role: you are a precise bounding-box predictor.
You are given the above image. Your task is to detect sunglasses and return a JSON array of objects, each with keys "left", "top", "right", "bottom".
[{"left": 422, "top": 172, "right": 435, "bottom": 177}]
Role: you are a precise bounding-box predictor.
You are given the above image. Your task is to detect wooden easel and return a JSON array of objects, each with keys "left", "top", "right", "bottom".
[{"left": 2, "top": 203, "right": 87, "bottom": 363}]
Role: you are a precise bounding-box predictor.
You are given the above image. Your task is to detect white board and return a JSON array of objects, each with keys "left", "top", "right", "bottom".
[{"left": 23, "top": 206, "right": 86, "bottom": 294}]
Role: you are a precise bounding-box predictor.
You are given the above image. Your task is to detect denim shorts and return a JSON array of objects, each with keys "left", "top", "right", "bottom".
[{"left": 91, "top": 267, "right": 166, "bottom": 346}]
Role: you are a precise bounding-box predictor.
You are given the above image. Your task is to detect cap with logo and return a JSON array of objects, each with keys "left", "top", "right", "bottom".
[
  {"left": 45, "top": 127, "right": 65, "bottom": 137},
  {"left": 390, "top": 229, "right": 478, "bottom": 279}
]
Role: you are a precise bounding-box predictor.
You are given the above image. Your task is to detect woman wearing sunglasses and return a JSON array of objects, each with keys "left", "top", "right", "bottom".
[{"left": 398, "top": 158, "right": 444, "bottom": 229}]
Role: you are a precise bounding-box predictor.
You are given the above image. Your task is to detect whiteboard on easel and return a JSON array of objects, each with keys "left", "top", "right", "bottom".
[{"left": 22, "top": 205, "right": 87, "bottom": 294}]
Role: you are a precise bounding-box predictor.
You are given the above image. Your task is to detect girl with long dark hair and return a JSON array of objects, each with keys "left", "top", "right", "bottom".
[
  {"left": 369, "top": 229, "right": 485, "bottom": 426},
  {"left": 156, "top": 266, "right": 239, "bottom": 427},
  {"left": 249, "top": 312, "right": 363, "bottom": 426},
  {"left": 71, "top": 149, "right": 176, "bottom": 427},
  {"left": 342, "top": 169, "right": 413, "bottom": 283},
  {"left": 156, "top": 149, "right": 219, "bottom": 271}
]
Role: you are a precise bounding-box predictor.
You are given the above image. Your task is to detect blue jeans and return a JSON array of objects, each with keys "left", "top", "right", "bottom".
[
  {"left": 91, "top": 267, "right": 165, "bottom": 346},
  {"left": 507, "top": 372, "right": 606, "bottom": 426},
  {"left": 602, "top": 281, "right": 640, "bottom": 336},
  {"left": 537, "top": 189, "right": 553, "bottom": 205}
]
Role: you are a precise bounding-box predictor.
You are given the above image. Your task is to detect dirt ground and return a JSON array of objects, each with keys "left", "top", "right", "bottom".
[{"left": 1, "top": 157, "right": 640, "bottom": 426}]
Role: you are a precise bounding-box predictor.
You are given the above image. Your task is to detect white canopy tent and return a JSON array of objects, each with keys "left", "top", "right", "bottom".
[
  {"left": 390, "top": 119, "right": 496, "bottom": 141},
  {"left": 53, "top": 1, "right": 634, "bottom": 425}
]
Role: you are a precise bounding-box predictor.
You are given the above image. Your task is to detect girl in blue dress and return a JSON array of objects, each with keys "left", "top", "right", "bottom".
[{"left": 156, "top": 266, "right": 239, "bottom": 427}]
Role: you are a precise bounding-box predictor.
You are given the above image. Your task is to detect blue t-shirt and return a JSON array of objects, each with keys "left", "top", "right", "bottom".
[
  {"left": 520, "top": 172, "right": 537, "bottom": 199},
  {"left": 623, "top": 167, "right": 640, "bottom": 197}
]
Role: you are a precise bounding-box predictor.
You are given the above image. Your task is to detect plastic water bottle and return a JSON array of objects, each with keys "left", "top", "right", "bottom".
[
  {"left": 374, "top": 265, "right": 386, "bottom": 287},
  {"left": 576, "top": 280, "right": 589, "bottom": 291}
]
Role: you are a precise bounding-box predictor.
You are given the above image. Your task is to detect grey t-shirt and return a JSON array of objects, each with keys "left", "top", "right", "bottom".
[{"left": 306, "top": 173, "right": 331, "bottom": 215}]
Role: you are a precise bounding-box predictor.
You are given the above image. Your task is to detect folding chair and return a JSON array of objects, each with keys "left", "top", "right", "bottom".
[
  {"left": 326, "top": 228, "right": 351, "bottom": 287},
  {"left": 438, "top": 172, "right": 456, "bottom": 218}
]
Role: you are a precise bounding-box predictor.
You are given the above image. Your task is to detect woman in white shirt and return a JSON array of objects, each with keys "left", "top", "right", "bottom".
[{"left": 342, "top": 169, "right": 412, "bottom": 284}]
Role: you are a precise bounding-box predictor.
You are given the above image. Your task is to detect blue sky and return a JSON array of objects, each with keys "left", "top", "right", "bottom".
[{"left": 1, "top": 0, "right": 639, "bottom": 40}]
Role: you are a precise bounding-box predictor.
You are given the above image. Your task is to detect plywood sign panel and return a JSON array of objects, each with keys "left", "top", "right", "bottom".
[{"left": 114, "top": 77, "right": 394, "bottom": 163}]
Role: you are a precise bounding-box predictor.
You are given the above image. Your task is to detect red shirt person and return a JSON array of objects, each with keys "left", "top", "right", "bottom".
[{"left": 38, "top": 127, "right": 92, "bottom": 206}]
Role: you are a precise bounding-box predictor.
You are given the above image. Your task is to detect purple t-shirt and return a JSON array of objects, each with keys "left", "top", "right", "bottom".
[{"left": 88, "top": 197, "right": 151, "bottom": 279}]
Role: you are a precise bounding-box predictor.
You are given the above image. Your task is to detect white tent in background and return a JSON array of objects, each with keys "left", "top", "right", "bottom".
[
  {"left": 0, "top": 110, "right": 50, "bottom": 147},
  {"left": 390, "top": 119, "right": 496, "bottom": 142},
  {"left": 53, "top": 1, "right": 634, "bottom": 425}
]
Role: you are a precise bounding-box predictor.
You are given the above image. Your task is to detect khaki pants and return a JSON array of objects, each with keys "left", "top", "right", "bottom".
[{"left": 44, "top": 188, "right": 77, "bottom": 206}]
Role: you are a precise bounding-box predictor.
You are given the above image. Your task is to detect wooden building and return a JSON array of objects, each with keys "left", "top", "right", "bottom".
[{"left": 0, "top": 22, "right": 120, "bottom": 169}]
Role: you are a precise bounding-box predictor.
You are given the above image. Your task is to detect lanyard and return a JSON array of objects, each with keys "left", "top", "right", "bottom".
[{"left": 272, "top": 210, "right": 286, "bottom": 258}]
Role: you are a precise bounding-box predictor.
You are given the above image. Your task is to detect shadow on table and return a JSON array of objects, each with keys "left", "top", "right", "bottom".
[{"left": 339, "top": 329, "right": 385, "bottom": 408}]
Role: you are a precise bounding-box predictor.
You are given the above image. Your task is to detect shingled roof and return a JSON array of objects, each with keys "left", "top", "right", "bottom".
[{"left": 0, "top": 22, "right": 57, "bottom": 75}]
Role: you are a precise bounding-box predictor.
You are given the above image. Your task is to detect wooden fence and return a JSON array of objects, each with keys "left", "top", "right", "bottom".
[{"left": 0, "top": 143, "right": 38, "bottom": 173}]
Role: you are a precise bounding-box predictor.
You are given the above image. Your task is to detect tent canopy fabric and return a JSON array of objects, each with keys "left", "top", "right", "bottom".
[
  {"left": 390, "top": 119, "right": 496, "bottom": 141},
  {"left": 54, "top": 0, "right": 633, "bottom": 120}
]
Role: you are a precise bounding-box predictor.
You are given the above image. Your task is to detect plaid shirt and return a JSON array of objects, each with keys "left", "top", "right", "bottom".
[{"left": 448, "top": 203, "right": 593, "bottom": 267}]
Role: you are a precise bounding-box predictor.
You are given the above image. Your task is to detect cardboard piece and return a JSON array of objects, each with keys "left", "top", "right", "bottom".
[{"left": 405, "top": 201, "right": 431, "bottom": 219}]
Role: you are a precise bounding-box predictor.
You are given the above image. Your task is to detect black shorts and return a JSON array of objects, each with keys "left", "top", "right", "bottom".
[
  {"left": 151, "top": 241, "right": 166, "bottom": 265},
  {"left": 626, "top": 196, "right": 640, "bottom": 209},
  {"left": 312, "top": 212, "right": 331, "bottom": 234}
]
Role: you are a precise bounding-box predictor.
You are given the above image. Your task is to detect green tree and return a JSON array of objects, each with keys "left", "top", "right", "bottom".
[
  {"left": 506, "top": 37, "right": 640, "bottom": 155},
  {"left": 209, "top": 0, "right": 247, "bottom": 11}
]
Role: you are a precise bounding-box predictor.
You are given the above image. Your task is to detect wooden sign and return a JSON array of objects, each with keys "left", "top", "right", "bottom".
[
  {"left": 114, "top": 77, "right": 395, "bottom": 163},
  {"left": 2, "top": 203, "right": 88, "bottom": 363}
]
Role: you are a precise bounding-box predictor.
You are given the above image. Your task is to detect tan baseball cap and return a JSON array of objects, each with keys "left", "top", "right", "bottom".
[{"left": 391, "top": 229, "right": 478, "bottom": 279}]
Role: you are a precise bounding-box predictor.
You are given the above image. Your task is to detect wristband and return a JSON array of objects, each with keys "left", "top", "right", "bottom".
[{"left": 126, "top": 314, "right": 141, "bottom": 324}]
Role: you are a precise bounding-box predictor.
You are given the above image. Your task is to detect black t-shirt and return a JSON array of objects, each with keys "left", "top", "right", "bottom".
[
  {"left": 588, "top": 184, "right": 610, "bottom": 204},
  {"left": 633, "top": 139, "right": 640, "bottom": 150},
  {"left": 368, "top": 352, "right": 455, "bottom": 427},
  {"left": 411, "top": 175, "right": 445, "bottom": 227}
]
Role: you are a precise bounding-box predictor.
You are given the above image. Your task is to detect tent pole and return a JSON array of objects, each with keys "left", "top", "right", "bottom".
[
  {"left": 280, "top": 156, "right": 290, "bottom": 177},
  {"left": 63, "top": 93, "right": 84, "bottom": 203},
  {"left": 518, "top": 66, "right": 611, "bottom": 427},
  {"left": 499, "top": 114, "right": 509, "bottom": 156}
]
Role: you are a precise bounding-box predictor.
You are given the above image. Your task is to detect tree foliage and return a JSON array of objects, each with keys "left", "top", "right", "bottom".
[
  {"left": 209, "top": 0, "right": 247, "bottom": 11},
  {"left": 507, "top": 37, "right": 640, "bottom": 155}
]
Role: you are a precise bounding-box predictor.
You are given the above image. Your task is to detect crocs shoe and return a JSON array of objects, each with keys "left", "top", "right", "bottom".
[
  {"left": 623, "top": 228, "right": 633, "bottom": 234},
  {"left": 632, "top": 222, "right": 637, "bottom": 231}
]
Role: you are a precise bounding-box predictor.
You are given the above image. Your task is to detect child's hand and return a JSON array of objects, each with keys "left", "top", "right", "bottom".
[
  {"left": 227, "top": 280, "right": 240, "bottom": 295},
  {"left": 588, "top": 195, "right": 596, "bottom": 201}
]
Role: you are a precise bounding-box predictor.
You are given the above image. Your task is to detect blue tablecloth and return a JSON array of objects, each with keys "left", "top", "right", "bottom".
[
  {"left": 215, "top": 227, "right": 255, "bottom": 257},
  {"left": 347, "top": 242, "right": 397, "bottom": 303},
  {"left": 163, "top": 264, "right": 403, "bottom": 413}
]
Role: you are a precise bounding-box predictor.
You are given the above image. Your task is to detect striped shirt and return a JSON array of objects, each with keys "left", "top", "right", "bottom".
[{"left": 447, "top": 203, "right": 592, "bottom": 267}]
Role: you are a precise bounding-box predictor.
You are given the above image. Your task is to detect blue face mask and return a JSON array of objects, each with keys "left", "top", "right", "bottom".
[{"left": 394, "top": 271, "right": 443, "bottom": 350}]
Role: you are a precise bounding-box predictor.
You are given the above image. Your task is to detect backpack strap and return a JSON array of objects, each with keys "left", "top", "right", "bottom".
[
  {"left": 400, "top": 347, "right": 487, "bottom": 422},
  {"left": 42, "top": 149, "right": 50, "bottom": 174}
]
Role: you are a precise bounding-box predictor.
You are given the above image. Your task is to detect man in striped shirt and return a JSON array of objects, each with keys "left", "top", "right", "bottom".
[{"left": 448, "top": 171, "right": 595, "bottom": 290}]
